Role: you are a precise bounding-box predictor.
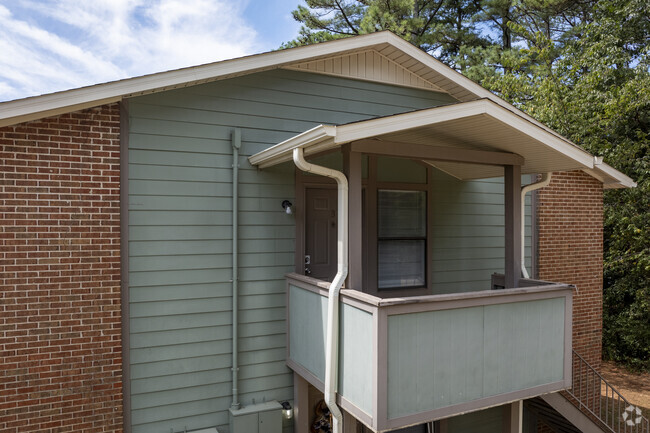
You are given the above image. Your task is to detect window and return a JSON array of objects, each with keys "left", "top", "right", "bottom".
[{"left": 377, "top": 190, "right": 426, "bottom": 290}]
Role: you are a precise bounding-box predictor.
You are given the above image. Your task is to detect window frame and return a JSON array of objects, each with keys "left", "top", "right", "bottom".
[{"left": 363, "top": 155, "right": 433, "bottom": 298}]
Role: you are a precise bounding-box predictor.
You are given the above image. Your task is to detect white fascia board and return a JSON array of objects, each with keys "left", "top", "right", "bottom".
[
  {"left": 252, "top": 99, "right": 596, "bottom": 170},
  {"left": 599, "top": 162, "right": 637, "bottom": 187},
  {"left": 0, "top": 96, "right": 124, "bottom": 128},
  {"left": 335, "top": 99, "right": 594, "bottom": 169},
  {"left": 248, "top": 125, "right": 337, "bottom": 168},
  {"left": 386, "top": 36, "right": 571, "bottom": 141},
  {"left": 0, "top": 32, "right": 396, "bottom": 128},
  {"left": 483, "top": 101, "right": 595, "bottom": 168},
  {"left": 334, "top": 99, "right": 488, "bottom": 143},
  {"left": 585, "top": 161, "right": 637, "bottom": 189}
]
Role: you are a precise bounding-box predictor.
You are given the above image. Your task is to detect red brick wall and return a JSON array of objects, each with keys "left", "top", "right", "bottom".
[
  {"left": 0, "top": 104, "right": 123, "bottom": 432},
  {"left": 536, "top": 171, "right": 604, "bottom": 369}
]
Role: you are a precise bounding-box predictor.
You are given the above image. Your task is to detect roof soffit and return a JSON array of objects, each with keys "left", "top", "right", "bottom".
[{"left": 249, "top": 99, "right": 597, "bottom": 179}]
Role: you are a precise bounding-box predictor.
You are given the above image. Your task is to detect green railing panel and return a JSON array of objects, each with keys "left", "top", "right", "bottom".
[
  {"left": 387, "top": 297, "right": 566, "bottom": 419},
  {"left": 288, "top": 284, "right": 374, "bottom": 416},
  {"left": 288, "top": 284, "right": 328, "bottom": 381},
  {"left": 339, "top": 303, "right": 374, "bottom": 415}
]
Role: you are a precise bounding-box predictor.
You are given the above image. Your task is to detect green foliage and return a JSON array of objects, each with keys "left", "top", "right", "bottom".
[
  {"left": 281, "top": 0, "right": 490, "bottom": 66},
  {"left": 284, "top": 0, "right": 650, "bottom": 370},
  {"left": 479, "top": 1, "right": 649, "bottom": 370}
]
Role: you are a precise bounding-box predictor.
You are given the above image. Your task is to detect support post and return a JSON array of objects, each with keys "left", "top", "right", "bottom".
[
  {"left": 342, "top": 410, "right": 358, "bottom": 433},
  {"left": 293, "top": 372, "right": 310, "bottom": 433},
  {"left": 503, "top": 401, "right": 523, "bottom": 433},
  {"left": 504, "top": 164, "right": 522, "bottom": 288},
  {"left": 343, "top": 145, "right": 363, "bottom": 291}
]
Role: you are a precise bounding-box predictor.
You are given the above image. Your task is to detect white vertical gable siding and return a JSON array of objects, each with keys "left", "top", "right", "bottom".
[
  {"left": 127, "top": 69, "right": 456, "bottom": 433},
  {"left": 284, "top": 50, "right": 448, "bottom": 92}
]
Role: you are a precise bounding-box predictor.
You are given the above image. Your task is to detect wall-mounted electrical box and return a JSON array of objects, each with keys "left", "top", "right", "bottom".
[{"left": 229, "top": 401, "right": 282, "bottom": 433}]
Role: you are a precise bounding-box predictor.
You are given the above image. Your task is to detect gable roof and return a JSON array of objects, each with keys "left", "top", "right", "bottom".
[
  {"left": 0, "top": 31, "right": 634, "bottom": 188},
  {"left": 0, "top": 32, "right": 451, "bottom": 127},
  {"left": 248, "top": 98, "right": 635, "bottom": 188},
  {"left": 0, "top": 31, "right": 556, "bottom": 133}
]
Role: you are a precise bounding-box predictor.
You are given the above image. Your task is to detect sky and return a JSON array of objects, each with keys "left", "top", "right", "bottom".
[{"left": 0, "top": 0, "right": 303, "bottom": 102}]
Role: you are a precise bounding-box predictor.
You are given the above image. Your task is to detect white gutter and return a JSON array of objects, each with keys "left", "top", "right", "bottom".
[
  {"left": 590, "top": 157, "right": 637, "bottom": 189},
  {"left": 293, "top": 147, "right": 348, "bottom": 433},
  {"left": 520, "top": 173, "right": 552, "bottom": 278},
  {"left": 249, "top": 125, "right": 336, "bottom": 169}
]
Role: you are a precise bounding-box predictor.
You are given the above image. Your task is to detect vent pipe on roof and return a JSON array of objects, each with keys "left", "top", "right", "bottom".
[
  {"left": 231, "top": 129, "right": 241, "bottom": 410},
  {"left": 293, "top": 148, "right": 347, "bottom": 433},
  {"left": 521, "top": 173, "right": 552, "bottom": 278}
]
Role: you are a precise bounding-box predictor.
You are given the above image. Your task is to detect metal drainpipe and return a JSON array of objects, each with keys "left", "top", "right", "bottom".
[
  {"left": 293, "top": 148, "right": 347, "bottom": 433},
  {"left": 231, "top": 129, "right": 241, "bottom": 410},
  {"left": 520, "top": 173, "right": 551, "bottom": 279}
]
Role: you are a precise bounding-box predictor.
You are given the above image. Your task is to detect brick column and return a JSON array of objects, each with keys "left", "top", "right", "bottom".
[{"left": 536, "top": 171, "right": 604, "bottom": 370}]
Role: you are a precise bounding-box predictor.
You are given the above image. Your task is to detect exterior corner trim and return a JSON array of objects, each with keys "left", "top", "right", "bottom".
[{"left": 119, "top": 99, "right": 131, "bottom": 433}]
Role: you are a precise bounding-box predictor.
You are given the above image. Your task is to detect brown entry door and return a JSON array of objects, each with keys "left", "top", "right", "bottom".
[{"left": 305, "top": 188, "right": 338, "bottom": 281}]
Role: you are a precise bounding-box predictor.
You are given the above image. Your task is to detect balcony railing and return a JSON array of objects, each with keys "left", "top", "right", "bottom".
[{"left": 286, "top": 273, "right": 574, "bottom": 432}]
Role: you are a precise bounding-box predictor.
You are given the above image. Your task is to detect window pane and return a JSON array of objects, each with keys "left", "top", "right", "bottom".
[
  {"left": 378, "top": 190, "right": 426, "bottom": 238},
  {"left": 378, "top": 240, "right": 425, "bottom": 289}
]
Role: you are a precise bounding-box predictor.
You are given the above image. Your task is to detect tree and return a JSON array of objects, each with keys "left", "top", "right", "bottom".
[{"left": 281, "top": 0, "right": 489, "bottom": 67}]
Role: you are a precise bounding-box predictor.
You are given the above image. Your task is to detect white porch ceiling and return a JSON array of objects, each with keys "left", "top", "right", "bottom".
[{"left": 249, "top": 99, "right": 597, "bottom": 180}]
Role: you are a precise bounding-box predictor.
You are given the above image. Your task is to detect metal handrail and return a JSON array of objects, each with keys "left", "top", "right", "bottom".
[{"left": 567, "top": 350, "right": 649, "bottom": 433}]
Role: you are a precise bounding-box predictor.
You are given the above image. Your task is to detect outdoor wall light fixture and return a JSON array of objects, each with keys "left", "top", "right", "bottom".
[
  {"left": 282, "top": 200, "right": 293, "bottom": 215},
  {"left": 281, "top": 401, "right": 293, "bottom": 420}
]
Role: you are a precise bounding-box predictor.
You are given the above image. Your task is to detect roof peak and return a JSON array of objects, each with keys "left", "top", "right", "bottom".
[{"left": 0, "top": 31, "right": 472, "bottom": 127}]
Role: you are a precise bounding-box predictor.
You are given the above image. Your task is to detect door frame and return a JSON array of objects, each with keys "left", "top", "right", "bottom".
[
  {"left": 294, "top": 169, "right": 337, "bottom": 275},
  {"left": 304, "top": 186, "right": 339, "bottom": 280}
]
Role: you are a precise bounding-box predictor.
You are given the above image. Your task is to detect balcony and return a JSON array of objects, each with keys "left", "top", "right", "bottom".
[{"left": 286, "top": 273, "right": 573, "bottom": 432}]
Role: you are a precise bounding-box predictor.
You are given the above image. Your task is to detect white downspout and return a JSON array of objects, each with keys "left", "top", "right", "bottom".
[
  {"left": 520, "top": 173, "right": 552, "bottom": 278},
  {"left": 293, "top": 148, "right": 347, "bottom": 433}
]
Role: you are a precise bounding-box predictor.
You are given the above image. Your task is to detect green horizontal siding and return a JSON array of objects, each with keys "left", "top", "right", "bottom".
[
  {"left": 431, "top": 172, "right": 534, "bottom": 294},
  {"left": 128, "top": 68, "right": 454, "bottom": 433},
  {"left": 377, "top": 156, "right": 427, "bottom": 183}
]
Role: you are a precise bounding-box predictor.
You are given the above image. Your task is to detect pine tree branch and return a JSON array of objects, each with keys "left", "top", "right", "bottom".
[
  {"left": 334, "top": 0, "right": 360, "bottom": 34},
  {"left": 417, "top": 0, "right": 444, "bottom": 37}
]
